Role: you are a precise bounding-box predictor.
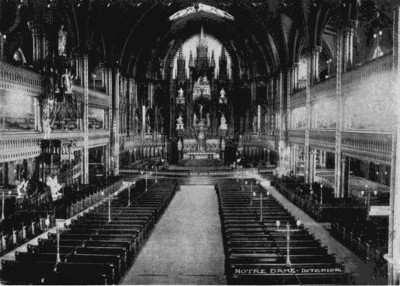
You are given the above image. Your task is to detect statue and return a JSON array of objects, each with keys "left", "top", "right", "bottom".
[
  {"left": 178, "top": 88, "right": 184, "bottom": 98},
  {"left": 206, "top": 113, "right": 210, "bottom": 126},
  {"left": 221, "top": 114, "right": 226, "bottom": 125},
  {"left": 219, "top": 88, "right": 227, "bottom": 104},
  {"left": 16, "top": 179, "right": 29, "bottom": 197},
  {"left": 46, "top": 175, "right": 63, "bottom": 201},
  {"left": 177, "top": 114, "right": 183, "bottom": 125},
  {"left": 220, "top": 113, "right": 228, "bottom": 130},
  {"left": 134, "top": 114, "right": 139, "bottom": 133},
  {"left": 199, "top": 104, "right": 204, "bottom": 119},
  {"left": 62, "top": 70, "right": 72, "bottom": 94},
  {"left": 220, "top": 88, "right": 226, "bottom": 98},
  {"left": 43, "top": 118, "right": 51, "bottom": 139},
  {"left": 252, "top": 115, "right": 257, "bottom": 132},
  {"left": 58, "top": 25, "right": 67, "bottom": 56}
]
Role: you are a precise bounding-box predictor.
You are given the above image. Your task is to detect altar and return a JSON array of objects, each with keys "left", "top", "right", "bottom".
[
  {"left": 182, "top": 137, "right": 221, "bottom": 160},
  {"left": 184, "top": 152, "right": 220, "bottom": 160}
]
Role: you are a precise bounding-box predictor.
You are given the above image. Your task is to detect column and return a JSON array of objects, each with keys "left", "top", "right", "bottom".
[
  {"left": 313, "top": 46, "right": 322, "bottom": 83},
  {"left": 101, "top": 64, "right": 105, "bottom": 87},
  {"left": 304, "top": 54, "right": 312, "bottom": 183},
  {"left": 342, "top": 156, "right": 350, "bottom": 198},
  {"left": 386, "top": 3, "right": 400, "bottom": 284},
  {"left": 309, "top": 149, "right": 317, "bottom": 185},
  {"left": 278, "top": 71, "right": 284, "bottom": 141},
  {"left": 293, "top": 146, "right": 298, "bottom": 176},
  {"left": 148, "top": 82, "right": 154, "bottom": 107},
  {"left": 112, "top": 68, "right": 120, "bottom": 176},
  {"left": 142, "top": 105, "right": 146, "bottom": 137},
  {"left": 127, "top": 78, "right": 133, "bottom": 136},
  {"left": 82, "top": 54, "right": 89, "bottom": 184},
  {"left": 0, "top": 33, "right": 5, "bottom": 60},
  {"left": 286, "top": 67, "right": 292, "bottom": 138},
  {"left": 28, "top": 22, "right": 40, "bottom": 64},
  {"left": 257, "top": 104, "right": 261, "bottom": 133},
  {"left": 34, "top": 99, "right": 38, "bottom": 130},
  {"left": 348, "top": 25, "right": 355, "bottom": 68},
  {"left": 41, "top": 34, "right": 47, "bottom": 62},
  {"left": 343, "top": 26, "right": 355, "bottom": 72},
  {"left": 334, "top": 28, "right": 344, "bottom": 198}
]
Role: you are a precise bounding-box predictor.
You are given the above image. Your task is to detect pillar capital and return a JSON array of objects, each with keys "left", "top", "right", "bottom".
[
  {"left": 27, "top": 21, "right": 43, "bottom": 34},
  {"left": 312, "top": 46, "right": 322, "bottom": 54}
]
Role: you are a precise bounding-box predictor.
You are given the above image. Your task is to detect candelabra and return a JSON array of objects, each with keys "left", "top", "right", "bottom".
[
  {"left": 361, "top": 185, "right": 378, "bottom": 219},
  {"left": 276, "top": 220, "right": 302, "bottom": 267},
  {"left": 56, "top": 226, "right": 61, "bottom": 263},
  {"left": 258, "top": 190, "right": 270, "bottom": 222},
  {"left": 145, "top": 170, "right": 148, "bottom": 192},
  {"left": 92, "top": 74, "right": 97, "bottom": 90},
  {"left": 326, "top": 59, "right": 332, "bottom": 78},
  {"left": 108, "top": 191, "right": 111, "bottom": 222},
  {"left": 320, "top": 183, "right": 323, "bottom": 205}
]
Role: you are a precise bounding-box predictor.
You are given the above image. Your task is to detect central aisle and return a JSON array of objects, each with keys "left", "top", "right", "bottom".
[{"left": 121, "top": 185, "right": 227, "bottom": 285}]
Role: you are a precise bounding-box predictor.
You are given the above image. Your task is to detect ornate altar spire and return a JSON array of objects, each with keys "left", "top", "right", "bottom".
[
  {"left": 210, "top": 50, "right": 215, "bottom": 67},
  {"left": 178, "top": 46, "right": 184, "bottom": 59},
  {"left": 196, "top": 26, "right": 208, "bottom": 75},
  {"left": 177, "top": 46, "right": 186, "bottom": 80},
  {"left": 200, "top": 25, "right": 205, "bottom": 43},
  {"left": 189, "top": 50, "right": 194, "bottom": 68},
  {"left": 219, "top": 46, "right": 228, "bottom": 80}
]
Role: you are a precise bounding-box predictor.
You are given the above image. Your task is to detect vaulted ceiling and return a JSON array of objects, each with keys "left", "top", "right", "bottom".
[{"left": 0, "top": 0, "right": 391, "bottom": 80}]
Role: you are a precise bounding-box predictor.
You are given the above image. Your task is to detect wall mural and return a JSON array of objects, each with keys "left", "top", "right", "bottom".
[
  {"left": 344, "top": 70, "right": 395, "bottom": 131},
  {"left": 0, "top": 91, "right": 35, "bottom": 130},
  {"left": 291, "top": 106, "right": 307, "bottom": 129},
  {"left": 311, "top": 99, "right": 337, "bottom": 129}
]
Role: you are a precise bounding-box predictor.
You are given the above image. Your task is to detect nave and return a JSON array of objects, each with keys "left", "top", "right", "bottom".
[
  {"left": 0, "top": 173, "right": 380, "bottom": 285},
  {"left": 121, "top": 185, "right": 226, "bottom": 285}
]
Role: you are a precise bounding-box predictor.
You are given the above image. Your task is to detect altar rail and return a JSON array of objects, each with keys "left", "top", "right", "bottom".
[{"left": 120, "top": 169, "right": 255, "bottom": 177}]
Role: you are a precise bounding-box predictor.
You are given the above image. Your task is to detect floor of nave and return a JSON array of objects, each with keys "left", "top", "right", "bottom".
[{"left": 121, "top": 185, "right": 226, "bottom": 285}]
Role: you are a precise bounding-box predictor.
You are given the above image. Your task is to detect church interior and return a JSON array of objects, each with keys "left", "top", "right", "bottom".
[{"left": 0, "top": 0, "right": 400, "bottom": 285}]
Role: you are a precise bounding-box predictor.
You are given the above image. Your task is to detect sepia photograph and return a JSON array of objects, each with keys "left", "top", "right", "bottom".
[{"left": 0, "top": 0, "right": 399, "bottom": 285}]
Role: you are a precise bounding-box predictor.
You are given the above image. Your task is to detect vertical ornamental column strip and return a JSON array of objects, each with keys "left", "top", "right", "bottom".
[
  {"left": 305, "top": 54, "right": 312, "bottom": 184},
  {"left": 83, "top": 54, "right": 89, "bottom": 184},
  {"left": 385, "top": 3, "right": 400, "bottom": 284},
  {"left": 278, "top": 72, "right": 284, "bottom": 141},
  {"left": 112, "top": 68, "right": 120, "bottom": 176},
  {"left": 334, "top": 29, "right": 344, "bottom": 198}
]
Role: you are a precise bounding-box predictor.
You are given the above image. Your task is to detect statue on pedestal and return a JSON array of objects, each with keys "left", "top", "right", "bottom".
[
  {"left": 176, "top": 114, "right": 184, "bottom": 130},
  {"left": 219, "top": 113, "right": 228, "bottom": 130},
  {"left": 219, "top": 88, "right": 227, "bottom": 104},
  {"left": 58, "top": 25, "right": 67, "bottom": 56},
  {"left": 252, "top": 115, "right": 257, "bottom": 132},
  {"left": 199, "top": 104, "right": 204, "bottom": 119},
  {"left": 177, "top": 88, "right": 185, "bottom": 104},
  {"left": 178, "top": 88, "right": 184, "bottom": 98}
]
